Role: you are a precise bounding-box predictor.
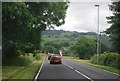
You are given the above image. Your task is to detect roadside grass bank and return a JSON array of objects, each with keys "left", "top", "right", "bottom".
[
  {"left": 62, "top": 56, "right": 120, "bottom": 74},
  {"left": 2, "top": 54, "right": 46, "bottom": 80}
]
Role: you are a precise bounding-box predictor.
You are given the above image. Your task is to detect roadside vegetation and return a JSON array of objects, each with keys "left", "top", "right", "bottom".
[
  {"left": 2, "top": 1, "right": 120, "bottom": 80},
  {"left": 2, "top": 54, "right": 45, "bottom": 80},
  {"left": 3, "top": 2, "right": 68, "bottom": 65},
  {"left": 91, "top": 53, "right": 120, "bottom": 68},
  {"left": 41, "top": 30, "right": 110, "bottom": 55},
  {"left": 2, "top": 2, "right": 68, "bottom": 80},
  {"left": 63, "top": 2, "right": 120, "bottom": 74},
  {"left": 63, "top": 56, "right": 120, "bottom": 74}
]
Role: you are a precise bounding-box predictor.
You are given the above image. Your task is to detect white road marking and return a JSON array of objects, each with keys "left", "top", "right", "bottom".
[
  {"left": 63, "top": 63, "right": 93, "bottom": 81},
  {"left": 75, "top": 70, "right": 93, "bottom": 81},
  {"left": 69, "top": 66, "right": 74, "bottom": 69},
  {"left": 34, "top": 57, "right": 45, "bottom": 81},
  {"left": 102, "top": 69, "right": 120, "bottom": 76},
  {"left": 64, "top": 58, "right": 120, "bottom": 77}
]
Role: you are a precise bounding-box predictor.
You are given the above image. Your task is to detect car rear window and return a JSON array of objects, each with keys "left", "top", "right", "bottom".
[{"left": 52, "top": 56, "right": 61, "bottom": 57}]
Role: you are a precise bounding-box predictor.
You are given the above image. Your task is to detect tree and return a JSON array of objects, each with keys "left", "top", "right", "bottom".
[
  {"left": 2, "top": 2, "right": 34, "bottom": 59},
  {"left": 105, "top": 1, "right": 120, "bottom": 53},
  {"left": 70, "top": 37, "right": 97, "bottom": 59},
  {"left": 25, "top": 2, "right": 68, "bottom": 51},
  {"left": 25, "top": 2, "right": 68, "bottom": 29},
  {"left": 61, "top": 42, "right": 70, "bottom": 47},
  {"left": 2, "top": 2, "right": 68, "bottom": 61},
  {"left": 42, "top": 46, "right": 56, "bottom": 54}
]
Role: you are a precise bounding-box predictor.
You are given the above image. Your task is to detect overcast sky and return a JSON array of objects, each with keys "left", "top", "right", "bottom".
[{"left": 55, "top": 2, "right": 113, "bottom": 33}]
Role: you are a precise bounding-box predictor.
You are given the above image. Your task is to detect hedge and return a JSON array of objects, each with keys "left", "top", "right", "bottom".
[{"left": 90, "top": 52, "right": 120, "bottom": 68}]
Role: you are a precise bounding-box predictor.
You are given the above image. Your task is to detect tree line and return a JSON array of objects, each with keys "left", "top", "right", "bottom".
[{"left": 2, "top": 2, "right": 68, "bottom": 64}]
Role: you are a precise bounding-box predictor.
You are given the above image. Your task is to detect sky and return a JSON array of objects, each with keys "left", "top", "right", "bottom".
[{"left": 55, "top": 1, "right": 113, "bottom": 33}]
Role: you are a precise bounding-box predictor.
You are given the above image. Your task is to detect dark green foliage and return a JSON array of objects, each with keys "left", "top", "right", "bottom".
[
  {"left": 70, "top": 37, "right": 97, "bottom": 59},
  {"left": 42, "top": 46, "right": 57, "bottom": 54},
  {"left": 61, "top": 42, "right": 70, "bottom": 47},
  {"left": 35, "top": 54, "right": 41, "bottom": 60},
  {"left": 2, "top": 41, "right": 18, "bottom": 59},
  {"left": 90, "top": 53, "right": 120, "bottom": 68},
  {"left": 2, "top": 2, "right": 68, "bottom": 62},
  {"left": 2, "top": 2, "right": 34, "bottom": 60},
  {"left": 42, "top": 30, "right": 110, "bottom": 56},
  {"left": 69, "top": 37, "right": 108, "bottom": 59},
  {"left": 105, "top": 1, "right": 120, "bottom": 53},
  {"left": 3, "top": 56, "right": 36, "bottom": 66}
]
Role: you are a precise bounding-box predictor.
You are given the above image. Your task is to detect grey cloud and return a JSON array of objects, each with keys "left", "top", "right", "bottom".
[{"left": 55, "top": 2, "right": 113, "bottom": 33}]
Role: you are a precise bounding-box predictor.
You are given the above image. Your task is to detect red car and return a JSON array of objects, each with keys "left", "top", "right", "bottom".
[{"left": 50, "top": 55, "right": 62, "bottom": 64}]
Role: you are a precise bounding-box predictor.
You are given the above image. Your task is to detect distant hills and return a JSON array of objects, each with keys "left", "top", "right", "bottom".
[{"left": 41, "top": 30, "right": 111, "bottom": 47}]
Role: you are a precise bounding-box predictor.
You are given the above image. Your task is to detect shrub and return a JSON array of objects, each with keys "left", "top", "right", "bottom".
[
  {"left": 35, "top": 54, "right": 41, "bottom": 60},
  {"left": 3, "top": 56, "right": 36, "bottom": 66},
  {"left": 16, "top": 50, "right": 25, "bottom": 56},
  {"left": 90, "top": 52, "right": 120, "bottom": 68}
]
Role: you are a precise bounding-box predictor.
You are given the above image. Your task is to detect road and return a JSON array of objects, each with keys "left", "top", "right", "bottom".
[{"left": 36, "top": 57, "right": 120, "bottom": 81}]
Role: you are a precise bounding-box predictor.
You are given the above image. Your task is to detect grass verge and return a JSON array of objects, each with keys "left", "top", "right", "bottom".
[
  {"left": 63, "top": 56, "right": 120, "bottom": 74},
  {"left": 2, "top": 54, "right": 46, "bottom": 81}
]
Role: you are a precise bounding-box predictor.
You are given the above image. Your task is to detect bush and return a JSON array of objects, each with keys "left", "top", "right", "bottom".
[
  {"left": 16, "top": 50, "right": 25, "bottom": 56},
  {"left": 90, "top": 52, "right": 120, "bottom": 68},
  {"left": 3, "top": 56, "right": 36, "bottom": 66},
  {"left": 35, "top": 54, "right": 41, "bottom": 60}
]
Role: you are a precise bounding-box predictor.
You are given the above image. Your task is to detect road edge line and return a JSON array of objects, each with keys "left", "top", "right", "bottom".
[
  {"left": 102, "top": 69, "right": 120, "bottom": 76},
  {"left": 34, "top": 56, "right": 45, "bottom": 81}
]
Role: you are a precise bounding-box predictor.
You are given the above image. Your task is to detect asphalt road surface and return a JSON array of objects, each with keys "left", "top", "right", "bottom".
[{"left": 36, "top": 57, "right": 120, "bottom": 81}]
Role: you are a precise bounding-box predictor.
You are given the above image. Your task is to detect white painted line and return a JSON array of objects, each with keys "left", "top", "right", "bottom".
[
  {"left": 63, "top": 63, "right": 93, "bottom": 81},
  {"left": 69, "top": 66, "right": 74, "bottom": 69},
  {"left": 63, "top": 59, "right": 120, "bottom": 77},
  {"left": 63, "top": 63, "right": 72, "bottom": 69},
  {"left": 102, "top": 69, "right": 120, "bottom": 76},
  {"left": 63, "top": 63, "right": 73, "bottom": 69},
  {"left": 34, "top": 57, "right": 45, "bottom": 81},
  {"left": 63, "top": 63, "right": 69, "bottom": 67},
  {"left": 75, "top": 70, "right": 94, "bottom": 81}
]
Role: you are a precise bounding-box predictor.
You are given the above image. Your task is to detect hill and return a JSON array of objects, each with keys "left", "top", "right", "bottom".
[{"left": 41, "top": 30, "right": 111, "bottom": 47}]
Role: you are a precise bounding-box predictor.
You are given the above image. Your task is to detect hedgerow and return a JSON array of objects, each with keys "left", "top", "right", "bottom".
[{"left": 90, "top": 52, "right": 120, "bottom": 68}]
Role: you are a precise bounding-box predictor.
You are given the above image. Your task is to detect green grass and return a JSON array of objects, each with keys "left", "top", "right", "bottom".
[
  {"left": 63, "top": 56, "right": 120, "bottom": 74},
  {"left": 42, "top": 33, "right": 76, "bottom": 45},
  {"left": 60, "top": 32, "right": 72, "bottom": 37},
  {"left": 2, "top": 66, "right": 25, "bottom": 79},
  {"left": 42, "top": 36, "right": 71, "bottom": 44},
  {"left": 3, "top": 55, "right": 36, "bottom": 66},
  {"left": 2, "top": 54, "right": 46, "bottom": 80},
  {"left": 84, "top": 35, "right": 95, "bottom": 39}
]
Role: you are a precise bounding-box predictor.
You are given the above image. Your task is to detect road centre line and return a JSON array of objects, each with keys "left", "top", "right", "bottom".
[
  {"left": 69, "top": 66, "right": 74, "bottom": 69},
  {"left": 34, "top": 57, "right": 45, "bottom": 81},
  {"left": 63, "top": 63, "right": 93, "bottom": 81},
  {"left": 64, "top": 58, "right": 120, "bottom": 77},
  {"left": 75, "top": 70, "right": 93, "bottom": 81}
]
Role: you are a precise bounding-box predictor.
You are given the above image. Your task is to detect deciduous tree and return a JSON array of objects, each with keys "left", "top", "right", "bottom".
[{"left": 105, "top": 1, "right": 120, "bottom": 53}]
